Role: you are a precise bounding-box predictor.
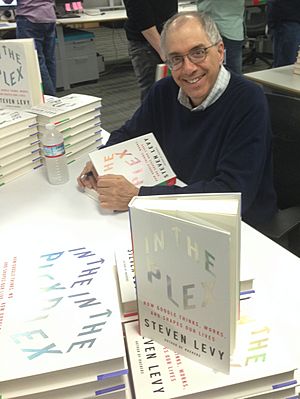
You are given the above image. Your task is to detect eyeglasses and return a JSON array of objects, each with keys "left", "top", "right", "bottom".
[{"left": 166, "top": 43, "right": 219, "bottom": 71}]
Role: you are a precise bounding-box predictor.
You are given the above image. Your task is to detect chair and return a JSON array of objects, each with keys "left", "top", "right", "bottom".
[
  {"left": 243, "top": 5, "right": 273, "bottom": 68},
  {"left": 258, "top": 93, "right": 300, "bottom": 257}
]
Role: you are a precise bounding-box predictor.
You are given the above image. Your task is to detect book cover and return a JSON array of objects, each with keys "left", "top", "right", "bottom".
[
  {"left": 128, "top": 193, "right": 241, "bottom": 373},
  {"left": 0, "top": 39, "right": 44, "bottom": 109},
  {"left": 89, "top": 132, "right": 176, "bottom": 188},
  {"left": 114, "top": 245, "right": 254, "bottom": 321},
  {"left": 0, "top": 244, "right": 126, "bottom": 398},
  {"left": 124, "top": 320, "right": 296, "bottom": 399}
]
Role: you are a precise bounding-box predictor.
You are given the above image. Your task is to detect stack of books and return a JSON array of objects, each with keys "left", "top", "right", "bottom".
[
  {"left": 0, "top": 243, "right": 129, "bottom": 399},
  {"left": 124, "top": 320, "right": 298, "bottom": 399},
  {"left": 28, "top": 93, "right": 103, "bottom": 164},
  {"left": 0, "top": 109, "right": 42, "bottom": 187},
  {"left": 293, "top": 46, "right": 300, "bottom": 75}
]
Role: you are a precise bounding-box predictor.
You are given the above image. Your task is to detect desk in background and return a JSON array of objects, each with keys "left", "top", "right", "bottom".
[
  {"left": 56, "top": 2, "right": 197, "bottom": 90},
  {"left": 244, "top": 65, "right": 300, "bottom": 96}
]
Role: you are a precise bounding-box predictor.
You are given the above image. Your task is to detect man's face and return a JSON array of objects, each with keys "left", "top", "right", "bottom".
[{"left": 165, "top": 17, "right": 224, "bottom": 107}]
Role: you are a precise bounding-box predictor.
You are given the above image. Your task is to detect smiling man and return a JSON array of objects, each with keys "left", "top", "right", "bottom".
[{"left": 78, "top": 11, "right": 277, "bottom": 229}]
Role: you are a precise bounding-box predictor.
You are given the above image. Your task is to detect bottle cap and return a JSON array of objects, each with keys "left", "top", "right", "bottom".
[{"left": 45, "top": 123, "right": 56, "bottom": 130}]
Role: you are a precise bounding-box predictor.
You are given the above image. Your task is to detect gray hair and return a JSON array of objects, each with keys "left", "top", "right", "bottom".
[{"left": 161, "top": 11, "right": 222, "bottom": 56}]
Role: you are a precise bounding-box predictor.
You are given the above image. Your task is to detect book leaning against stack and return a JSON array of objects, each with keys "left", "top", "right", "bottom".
[
  {"left": 0, "top": 38, "right": 44, "bottom": 109},
  {"left": 0, "top": 243, "right": 128, "bottom": 399},
  {"left": 28, "top": 93, "right": 103, "bottom": 164},
  {"left": 0, "top": 109, "right": 42, "bottom": 187}
]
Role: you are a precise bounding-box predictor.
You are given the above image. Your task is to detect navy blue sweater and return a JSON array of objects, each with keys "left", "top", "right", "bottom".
[{"left": 107, "top": 73, "right": 277, "bottom": 228}]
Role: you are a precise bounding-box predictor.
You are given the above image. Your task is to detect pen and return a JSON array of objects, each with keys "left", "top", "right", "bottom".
[{"left": 80, "top": 171, "right": 94, "bottom": 180}]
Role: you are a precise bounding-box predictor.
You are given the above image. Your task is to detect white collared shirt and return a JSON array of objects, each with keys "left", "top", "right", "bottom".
[{"left": 178, "top": 65, "right": 231, "bottom": 111}]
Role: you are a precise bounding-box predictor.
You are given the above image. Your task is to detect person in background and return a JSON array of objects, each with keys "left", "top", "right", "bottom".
[
  {"left": 78, "top": 11, "right": 277, "bottom": 230},
  {"left": 5, "top": 0, "right": 57, "bottom": 95},
  {"left": 197, "top": 0, "right": 245, "bottom": 74},
  {"left": 267, "top": 0, "right": 300, "bottom": 67},
  {"left": 122, "top": 0, "right": 177, "bottom": 102}
]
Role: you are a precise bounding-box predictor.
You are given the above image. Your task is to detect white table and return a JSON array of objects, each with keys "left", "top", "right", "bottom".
[
  {"left": 1, "top": 151, "right": 300, "bottom": 393},
  {"left": 244, "top": 65, "right": 300, "bottom": 96}
]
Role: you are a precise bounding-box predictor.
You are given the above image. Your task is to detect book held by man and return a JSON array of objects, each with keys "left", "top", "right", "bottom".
[
  {"left": 89, "top": 132, "right": 176, "bottom": 188},
  {"left": 128, "top": 193, "right": 241, "bottom": 373}
]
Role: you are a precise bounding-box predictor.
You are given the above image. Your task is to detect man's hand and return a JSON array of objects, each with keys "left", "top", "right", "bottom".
[
  {"left": 77, "top": 161, "right": 98, "bottom": 190},
  {"left": 96, "top": 174, "right": 139, "bottom": 211}
]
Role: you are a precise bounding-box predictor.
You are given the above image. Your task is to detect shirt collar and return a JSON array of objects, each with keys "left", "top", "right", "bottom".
[{"left": 178, "top": 65, "right": 231, "bottom": 111}]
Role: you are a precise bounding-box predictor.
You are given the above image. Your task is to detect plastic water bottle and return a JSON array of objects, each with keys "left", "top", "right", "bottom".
[{"left": 42, "top": 123, "right": 69, "bottom": 185}]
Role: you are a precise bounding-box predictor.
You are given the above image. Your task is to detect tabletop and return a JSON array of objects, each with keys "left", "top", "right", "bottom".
[{"left": 244, "top": 65, "right": 300, "bottom": 96}]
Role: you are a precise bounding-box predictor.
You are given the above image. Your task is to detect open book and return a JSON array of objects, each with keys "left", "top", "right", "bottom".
[{"left": 128, "top": 193, "right": 241, "bottom": 373}]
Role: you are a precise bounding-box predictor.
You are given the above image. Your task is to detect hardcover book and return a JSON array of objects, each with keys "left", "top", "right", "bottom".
[
  {"left": 35, "top": 108, "right": 101, "bottom": 135},
  {"left": 0, "top": 135, "right": 40, "bottom": 161},
  {"left": 9, "top": 373, "right": 131, "bottom": 399},
  {"left": 38, "top": 119, "right": 101, "bottom": 142},
  {"left": 64, "top": 130, "right": 102, "bottom": 153},
  {"left": 0, "top": 159, "right": 43, "bottom": 187},
  {"left": 0, "top": 145, "right": 41, "bottom": 168},
  {"left": 155, "top": 64, "right": 171, "bottom": 81},
  {"left": 89, "top": 132, "right": 176, "bottom": 188},
  {"left": 0, "top": 127, "right": 39, "bottom": 149},
  {"left": 128, "top": 193, "right": 241, "bottom": 373},
  {"left": 124, "top": 320, "right": 297, "bottom": 399},
  {"left": 28, "top": 93, "right": 101, "bottom": 126},
  {"left": 114, "top": 245, "right": 254, "bottom": 320},
  {"left": 0, "top": 244, "right": 126, "bottom": 398},
  {"left": 0, "top": 38, "right": 44, "bottom": 109},
  {"left": 66, "top": 140, "right": 103, "bottom": 165},
  {"left": 0, "top": 153, "right": 42, "bottom": 176},
  {"left": 6, "top": 374, "right": 128, "bottom": 399},
  {"left": 115, "top": 247, "right": 138, "bottom": 318},
  {"left": 0, "top": 109, "right": 38, "bottom": 137}
]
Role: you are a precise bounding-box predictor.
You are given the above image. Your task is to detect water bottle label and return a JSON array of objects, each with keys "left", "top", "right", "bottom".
[{"left": 43, "top": 143, "right": 65, "bottom": 158}]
